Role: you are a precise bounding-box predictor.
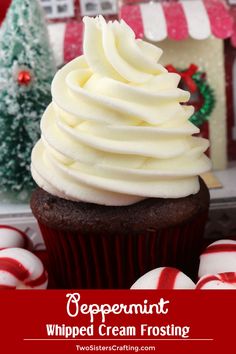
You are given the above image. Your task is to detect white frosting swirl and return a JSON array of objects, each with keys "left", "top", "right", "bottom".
[{"left": 31, "top": 16, "right": 211, "bottom": 206}]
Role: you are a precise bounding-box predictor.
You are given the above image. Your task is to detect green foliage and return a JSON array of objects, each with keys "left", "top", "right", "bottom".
[
  {"left": 190, "top": 72, "right": 215, "bottom": 127},
  {"left": 0, "top": 0, "right": 56, "bottom": 200}
]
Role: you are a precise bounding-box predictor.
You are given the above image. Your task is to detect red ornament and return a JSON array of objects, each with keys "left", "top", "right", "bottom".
[{"left": 17, "top": 70, "right": 32, "bottom": 86}]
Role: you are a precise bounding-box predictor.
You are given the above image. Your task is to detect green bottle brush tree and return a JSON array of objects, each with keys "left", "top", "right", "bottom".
[{"left": 0, "top": 0, "right": 55, "bottom": 201}]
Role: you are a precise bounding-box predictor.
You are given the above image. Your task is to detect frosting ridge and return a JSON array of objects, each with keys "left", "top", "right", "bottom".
[{"left": 31, "top": 16, "right": 211, "bottom": 206}]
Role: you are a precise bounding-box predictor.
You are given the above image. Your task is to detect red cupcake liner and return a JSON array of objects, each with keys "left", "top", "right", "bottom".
[{"left": 38, "top": 210, "right": 208, "bottom": 289}]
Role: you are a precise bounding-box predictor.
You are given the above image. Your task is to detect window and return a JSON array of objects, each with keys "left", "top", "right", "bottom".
[
  {"left": 80, "top": 0, "right": 118, "bottom": 16},
  {"left": 40, "top": 0, "right": 75, "bottom": 19}
]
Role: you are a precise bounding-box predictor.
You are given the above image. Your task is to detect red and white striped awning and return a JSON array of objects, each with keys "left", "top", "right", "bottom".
[
  {"left": 48, "top": 21, "right": 84, "bottom": 65},
  {"left": 48, "top": 0, "right": 236, "bottom": 66},
  {"left": 120, "top": 0, "right": 233, "bottom": 42}
]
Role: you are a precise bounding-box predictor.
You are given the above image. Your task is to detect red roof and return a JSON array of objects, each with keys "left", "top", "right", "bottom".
[{"left": 120, "top": 0, "right": 234, "bottom": 42}]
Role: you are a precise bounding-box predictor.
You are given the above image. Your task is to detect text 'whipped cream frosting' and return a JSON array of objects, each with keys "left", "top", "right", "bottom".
[{"left": 31, "top": 16, "right": 211, "bottom": 206}]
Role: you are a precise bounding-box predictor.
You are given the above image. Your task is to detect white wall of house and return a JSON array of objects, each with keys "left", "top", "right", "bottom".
[{"left": 160, "top": 37, "right": 227, "bottom": 170}]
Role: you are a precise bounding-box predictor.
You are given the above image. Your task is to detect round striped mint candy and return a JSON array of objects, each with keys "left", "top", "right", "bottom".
[
  {"left": 131, "top": 267, "right": 195, "bottom": 289},
  {"left": 196, "top": 273, "right": 236, "bottom": 289},
  {"left": 0, "top": 248, "right": 48, "bottom": 289},
  {"left": 198, "top": 239, "right": 236, "bottom": 278},
  {"left": 0, "top": 225, "right": 28, "bottom": 250}
]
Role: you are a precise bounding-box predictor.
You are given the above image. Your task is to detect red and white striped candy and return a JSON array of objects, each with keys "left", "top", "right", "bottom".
[
  {"left": 0, "top": 248, "right": 48, "bottom": 289},
  {"left": 0, "top": 225, "right": 28, "bottom": 250},
  {"left": 131, "top": 267, "right": 195, "bottom": 289},
  {"left": 196, "top": 272, "right": 236, "bottom": 289},
  {"left": 198, "top": 239, "right": 236, "bottom": 278}
]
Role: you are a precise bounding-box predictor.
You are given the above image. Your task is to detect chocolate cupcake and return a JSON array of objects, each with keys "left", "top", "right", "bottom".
[{"left": 31, "top": 16, "right": 211, "bottom": 289}]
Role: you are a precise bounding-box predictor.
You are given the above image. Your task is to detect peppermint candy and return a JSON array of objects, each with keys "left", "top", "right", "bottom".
[
  {"left": 131, "top": 267, "right": 195, "bottom": 289},
  {"left": 0, "top": 248, "right": 48, "bottom": 289},
  {"left": 196, "top": 272, "right": 236, "bottom": 289},
  {"left": 0, "top": 225, "right": 28, "bottom": 250},
  {"left": 198, "top": 239, "right": 236, "bottom": 278}
]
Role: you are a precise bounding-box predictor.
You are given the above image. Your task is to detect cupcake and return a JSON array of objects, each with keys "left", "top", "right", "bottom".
[{"left": 30, "top": 16, "right": 211, "bottom": 289}]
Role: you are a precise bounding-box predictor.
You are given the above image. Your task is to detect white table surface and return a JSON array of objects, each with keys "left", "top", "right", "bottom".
[{"left": 210, "top": 162, "right": 236, "bottom": 202}]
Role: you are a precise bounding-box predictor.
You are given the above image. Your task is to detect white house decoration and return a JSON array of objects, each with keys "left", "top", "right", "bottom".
[{"left": 40, "top": 0, "right": 75, "bottom": 19}]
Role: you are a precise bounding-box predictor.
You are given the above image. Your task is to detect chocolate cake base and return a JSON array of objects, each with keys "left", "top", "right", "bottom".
[{"left": 31, "top": 178, "right": 210, "bottom": 289}]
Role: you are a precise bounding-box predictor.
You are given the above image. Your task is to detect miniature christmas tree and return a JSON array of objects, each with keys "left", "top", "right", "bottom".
[{"left": 0, "top": 0, "right": 55, "bottom": 201}]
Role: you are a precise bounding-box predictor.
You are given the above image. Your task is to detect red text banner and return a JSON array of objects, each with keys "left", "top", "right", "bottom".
[{"left": 0, "top": 290, "right": 235, "bottom": 353}]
